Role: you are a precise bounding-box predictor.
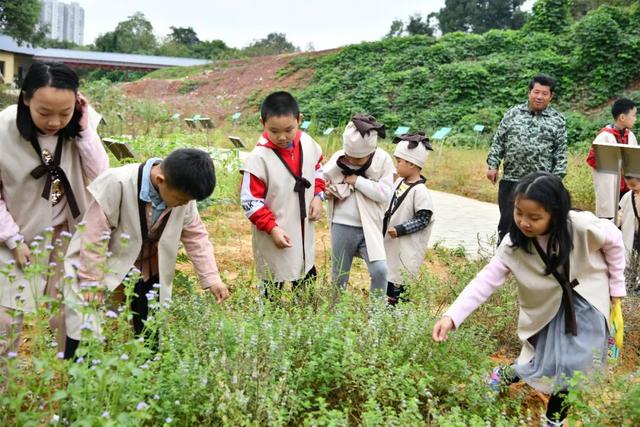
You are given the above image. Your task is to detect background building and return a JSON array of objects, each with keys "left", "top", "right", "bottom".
[{"left": 39, "top": 0, "right": 85, "bottom": 45}]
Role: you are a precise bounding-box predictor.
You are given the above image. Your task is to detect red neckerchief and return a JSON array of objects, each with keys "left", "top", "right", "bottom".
[
  {"left": 260, "top": 130, "right": 302, "bottom": 175},
  {"left": 599, "top": 126, "right": 629, "bottom": 145}
]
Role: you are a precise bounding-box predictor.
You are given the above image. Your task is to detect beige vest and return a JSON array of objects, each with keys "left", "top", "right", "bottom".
[
  {"left": 592, "top": 130, "right": 638, "bottom": 218},
  {"left": 0, "top": 105, "right": 98, "bottom": 311},
  {"left": 618, "top": 190, "right": 638, "bottom": 259},
  {"left": 64, "top": 163, "right": 196, "bottom": 300},
  {"left": 498, "top": 210, "right": 613, "bottom": 364},
  {"left": 384, "top": 178, "right": 434, "bottom": 284},
  {"left": 240, "top": 133, "right": 321, "bottom": 281},
  {"left": 325, "top": 148, "right": 395, "bottom": 262}
]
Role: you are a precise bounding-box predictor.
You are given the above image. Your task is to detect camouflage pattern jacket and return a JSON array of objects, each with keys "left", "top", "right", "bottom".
[{"left": 487, "top": 102, "right": 567, "bottom": 182}]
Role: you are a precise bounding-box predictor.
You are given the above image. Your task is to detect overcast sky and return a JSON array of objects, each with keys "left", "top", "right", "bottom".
[{"left": 73, "top": 0, "right": 535, "bottom": 50}]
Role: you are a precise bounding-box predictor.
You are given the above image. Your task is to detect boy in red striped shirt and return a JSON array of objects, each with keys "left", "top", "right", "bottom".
[{"left": 240, "top": 92, "right": 325, "bottom": 300}]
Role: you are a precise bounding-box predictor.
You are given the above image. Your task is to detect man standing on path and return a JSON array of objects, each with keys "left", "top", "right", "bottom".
[{"left": 486, "top": 74, "right": 567, "bottom": 242}]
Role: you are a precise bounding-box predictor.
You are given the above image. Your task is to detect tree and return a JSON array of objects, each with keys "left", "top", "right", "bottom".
[
  {"left": 191, "top": 39, "right": 237, "bottom": 60},
  {"left": 385, "top": 19, "right": 404, "bottom": 38},
  {"left": 436, "top": 0, "right": 527, "bottom": 35},
  {"left": 95, "top": 12, "right": 156, "bottom": 54},
  {"left": 155, "top": 39, "right": 192, "bottom": 57},
  {"left": 0, "top": 0, "right": 46, "bottom": 45},
  {"left": 472, "top": 0, "right": 527, "bottom": 33},
  {"left": 244, "top": 33, "right": 297, "bottom": 56},
  {"left": 168, "top": 26, "right": 199, "bottom": 47},
  {"left": 406, "top": 13, "right": 435, "bottom": 36},
  {"left": 524, "top": 0, "right": 572, "bottom": 33},
  {"left": 437, "top": 0, "right": 476, "bottom": 34},
  {"left": 571, "top": 0, "right": 638, "bottom": 20}
]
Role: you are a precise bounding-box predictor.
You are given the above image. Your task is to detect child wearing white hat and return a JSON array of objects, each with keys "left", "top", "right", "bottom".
[
  {"left": 383, "top": 133, "right": 435, "bottom": 305},
  {"left": 324, "top": 115, "right": 395, "bottom": 298}
]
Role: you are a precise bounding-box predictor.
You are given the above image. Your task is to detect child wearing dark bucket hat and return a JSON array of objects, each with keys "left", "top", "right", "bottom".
[
  {"left": 324, "top": 115, "right": 395, "bottom": 298},
  {"left": 383, "top": 133, "right": 435, "bottom": 305}
]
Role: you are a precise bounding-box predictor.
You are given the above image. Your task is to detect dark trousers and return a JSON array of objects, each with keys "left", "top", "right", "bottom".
[
  {"left": 546, "top": 391, "right": 569, "bottom": 422},
  {"left": 64, "top": 275, "right": 160, "bottom": 360},
  {"left": 131, "top": 275, "right": 160, "bottom": 351},
  {"left": 497, "top": 180, "right": 517, "bottom": 244},
  {"left": 263, "top": 265, "right": 317, "bottom": 301},
  {"left": 386, "top": 282, "right": 407, "bottom": 306}
]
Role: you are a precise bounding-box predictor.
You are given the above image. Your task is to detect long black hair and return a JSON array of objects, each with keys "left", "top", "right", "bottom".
[
  {"left": 16, "top": 62, "right": 81, "bottom": 142},
  {"left": 508, "top": 172, "right": 573, "bottom": 275}
]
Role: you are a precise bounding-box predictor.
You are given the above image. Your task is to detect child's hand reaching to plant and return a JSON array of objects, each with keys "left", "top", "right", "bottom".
[
  {"left": 207, "top": 280, "right": 230, "bottom": 304},
  {"left": 432, "top": 316, "right": 455, "bottom": 342}
]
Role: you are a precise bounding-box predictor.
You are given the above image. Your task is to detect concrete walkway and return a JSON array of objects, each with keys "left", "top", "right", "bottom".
[{"left": 429, "top": 190, "right": 500, "bottom": 259}]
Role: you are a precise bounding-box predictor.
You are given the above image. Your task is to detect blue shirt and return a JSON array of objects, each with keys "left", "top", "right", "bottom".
[{"left": 139, "top": 158, "right": 166, "bottom": 223}]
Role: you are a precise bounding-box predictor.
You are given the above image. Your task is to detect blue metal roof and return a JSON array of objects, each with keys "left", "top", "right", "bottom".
[{"left": 0, "top": 34, "right": 210, "bottom": 68}]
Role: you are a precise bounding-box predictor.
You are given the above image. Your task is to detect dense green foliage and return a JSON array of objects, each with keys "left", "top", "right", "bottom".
[
  {"left": 0, "top": 0, "right": 45, "bottom": 45},
  {"left": 91, "top": 13, "right": 298, "bottom": 61},
  {"left": 437, "top": 0, "right": 528, "bottom": 34},
  {"left": 283, "top": 4, "right": 640, "bottom": 147}
]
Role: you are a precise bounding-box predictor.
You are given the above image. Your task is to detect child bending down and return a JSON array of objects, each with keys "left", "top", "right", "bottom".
[{"left": 433, "top": 172, "right": 625, "bottom": 427}]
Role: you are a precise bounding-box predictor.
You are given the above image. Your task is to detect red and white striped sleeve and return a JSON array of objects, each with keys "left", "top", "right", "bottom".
[
  {"left": 314, "top": 154, "right": 326, "bottom": 195},
  {"left": 240, "top": 171, "right": 278, "bottom": 233}
]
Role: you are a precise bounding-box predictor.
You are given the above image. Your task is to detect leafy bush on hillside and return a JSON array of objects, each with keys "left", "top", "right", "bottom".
[{"left": 284, "top": 5, "right": 640, "bottom": 148}]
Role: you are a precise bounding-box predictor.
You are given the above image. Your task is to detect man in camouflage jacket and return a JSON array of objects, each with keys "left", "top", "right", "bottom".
[{"left": 486, "top": 74, "right": 567, "bottom": 242}]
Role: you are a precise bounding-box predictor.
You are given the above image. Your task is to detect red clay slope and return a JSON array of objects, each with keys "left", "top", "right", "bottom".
[{"left": 119, "top": 50, "right": 334, "bottom": 123}]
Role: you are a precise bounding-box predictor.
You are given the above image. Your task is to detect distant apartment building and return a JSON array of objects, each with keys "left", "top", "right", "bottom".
[{"left": 39, "top": 0, "right": 85, "bottom": 45}]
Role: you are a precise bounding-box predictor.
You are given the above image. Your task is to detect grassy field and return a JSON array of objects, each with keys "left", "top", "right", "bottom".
[{"left": 2, "top": 112, "right": 637, "bottom": 425}]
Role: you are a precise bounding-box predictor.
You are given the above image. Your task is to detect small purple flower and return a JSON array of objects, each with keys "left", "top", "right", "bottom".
[
  {"left": 30, "top": 241, "right": 40, "bottom": 249},
  {"left": 120, "top": 233, "right": 131, "bottom": 241},
  {"left": 105, "top": 251, "right": 113, "bottom": 258},
  {"left": 33, "top": 235, "right": 44, "bottom": 242},
  {"left": 153, "top": 394, "right": 160, "bottom": 400},
  {"left": 100, "top": 234, "right": 111, "bottom": 242},
  {"left": 120, "top": 353, "right": 129, "bottom": 361},
  {"left": 140, "top": 363, "right": 149, "bottom": 369},
  {"left": 76, "top": 356, "right": 84, "bottom": 363},
  {"left": 60, "top": 231, "right": 72, "bottom": 239},
  {"left": 56, "top": 352, "right": 64, "bottom": 359},
  {"left": 92, "top": 359, "right": 101, "bottom": 366},
  {"left": 165, "top": 417, "right": 173, "bottom": 424},
  {"left": 49, "top": 262, "right": 58, "bottom": 268},
  {"left": 105, "top": 310, "right": 118, "bottom": 319},
  {"left": 80, "top": 322, "right": 93, "bottom": 331},
  {"left": 101, "top": 411, "right": 110, "bottom": 418},
  {"left": 7, "top": 351, "right": 17, "bottom": 358},
  {"left": 152, "top": 283, "right": 161, "bottom": 289},
  {"left": 50, "top": 414, "right": 59, "bottom": 424},
  {"left": 45, "top": 244, "right": 55, "bottom": 251},
  {"left": 136, "top": 401, "right": 149, "bottom": 411}
]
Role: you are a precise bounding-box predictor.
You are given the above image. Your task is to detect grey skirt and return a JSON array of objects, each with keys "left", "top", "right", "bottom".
[{"left": 513, "top": 294, "right": 608, "bottom": 394}]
